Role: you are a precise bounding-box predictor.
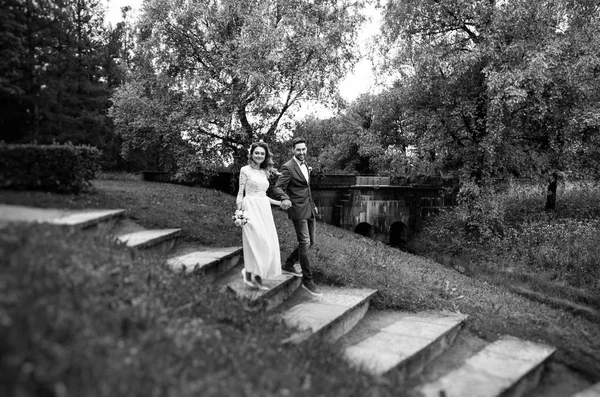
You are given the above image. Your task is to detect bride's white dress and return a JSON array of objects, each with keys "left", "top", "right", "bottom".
[{"left": 236, "top": 165, "right": 282, "bottom": 279}]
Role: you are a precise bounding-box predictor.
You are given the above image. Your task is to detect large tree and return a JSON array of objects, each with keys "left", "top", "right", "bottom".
[
  {"left": 110, "top": 0, "right": 366, "bottom": 173},
  {"left": 376, "top": 0, "right": 600, "bottom": 207},
  {"left": 0, "top": 0, "right": 123, "bottom": 168}
]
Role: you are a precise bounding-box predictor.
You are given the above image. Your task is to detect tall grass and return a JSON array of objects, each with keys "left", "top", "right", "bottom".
[
  {"left": 0, "top": 224, "right": 387, "bottom": 397},
  {"left": 408, "top": 180, "right": 600, "bottom": 301},
  {"left": 3, "top": 177, "right": 600, "bottom": 390}
]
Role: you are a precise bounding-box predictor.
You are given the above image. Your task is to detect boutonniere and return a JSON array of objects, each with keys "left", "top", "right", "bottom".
[{"left": 308, "top": 166, "right": 313, "bottom": 173}]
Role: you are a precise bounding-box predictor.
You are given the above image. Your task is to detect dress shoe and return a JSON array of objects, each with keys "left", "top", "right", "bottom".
[
  {"left": 281, "top": 264, "right": 302, "bottom": 277},
  {"left": 301, "top": 279, "right": 322, "bottom": 296},
  {"left": 252, "top": 274, "right": 269, "bottom": 291}
]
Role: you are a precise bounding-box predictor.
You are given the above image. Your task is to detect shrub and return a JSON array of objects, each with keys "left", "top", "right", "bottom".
[
  {"left": 0, "top": 143, "right": 100, "bottom": 194},
  {"left": 409, "top": 179, "right": 600, "bottom": 294},
  {"left": 500, "top": 218, "right": 600, "bottom": 288}
]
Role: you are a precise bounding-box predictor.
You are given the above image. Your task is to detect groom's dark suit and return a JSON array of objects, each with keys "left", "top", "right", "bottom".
[
  {"left": 274, "top": 158, "right": 317, "bottom": 220},
  {"left": 273, "top": 157, "right": 317, "bottom": 280}
]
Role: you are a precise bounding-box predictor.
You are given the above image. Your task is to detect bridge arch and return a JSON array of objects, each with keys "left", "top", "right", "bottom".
[
  {"left": 354, "top": 222, "right": 375, "bottom": 238},
  {"left": 389, "top": 221, "right": 408, "bottom": 248}
]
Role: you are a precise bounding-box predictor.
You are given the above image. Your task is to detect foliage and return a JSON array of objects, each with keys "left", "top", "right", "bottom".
[
  {"left": 291, "top": 114, "right": 372, "bottom": 174},
  {"left": 0, "top": 143, "right": 100, "bottom": 193},
  {"left": 371, "top": 0, "right": 600, "bottom": 202},
  {"left": 1, "top": 223, "right": 389, "bottom": 397},
  {"left": 290, "top": 89, "right": 415, "bottom": 175},
  {"left": 109, "top": 78, "right": 222, "bottom": 181},
  {"left": 3, "top": 175, "right": 600, "bottom": 382},
  {"left": 408, "top": 179, "right": 600, "bottom": 295},
  {"left": 0, "top": 0, "right": 125, "bottom": 169},
  {"left": 111, "top": 0, "right": 366, "bottom": 172}
]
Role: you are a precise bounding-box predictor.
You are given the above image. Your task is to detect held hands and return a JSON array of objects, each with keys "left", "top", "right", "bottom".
[{"left": 280, "top": 199, "right": 292, "bottom": 210}]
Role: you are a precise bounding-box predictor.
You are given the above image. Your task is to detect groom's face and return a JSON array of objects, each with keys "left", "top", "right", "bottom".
[{"left": 293, "top": 142, "right": 307, "bottom": 162}]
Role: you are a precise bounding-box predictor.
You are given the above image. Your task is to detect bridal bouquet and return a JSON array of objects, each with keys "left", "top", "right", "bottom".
[{"left": 232, "top": 209, "right": 249, "bottom": 227}]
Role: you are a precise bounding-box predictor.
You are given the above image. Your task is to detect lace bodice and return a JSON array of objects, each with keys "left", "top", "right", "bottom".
[{"left": 236, "top": 165, "right": 269, "bottom": 205}]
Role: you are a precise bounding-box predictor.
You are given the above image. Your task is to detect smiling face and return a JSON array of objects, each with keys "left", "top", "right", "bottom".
[
  {"left": 293, "top": 142, "right": 307, "bottom": 162},
  {"left": 251, "top": 146, "right": 266, "bottom": 166}
]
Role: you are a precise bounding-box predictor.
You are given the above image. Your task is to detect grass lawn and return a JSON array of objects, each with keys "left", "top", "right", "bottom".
[{"left": 1, "top": 175, "right": 599, "bottom": 396}]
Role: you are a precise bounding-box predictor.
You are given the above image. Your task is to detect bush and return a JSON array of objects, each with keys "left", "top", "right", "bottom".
[
  {"left": 408, "top": 179, "right": 600, "bottom": 294},
  {"left": 0, "top": 143, "right": 100, "bottom": 194}
]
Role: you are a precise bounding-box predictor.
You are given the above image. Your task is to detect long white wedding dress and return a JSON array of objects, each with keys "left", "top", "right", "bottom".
[{"left": 236, "top": 165, "right": 282, "bottom": 279}]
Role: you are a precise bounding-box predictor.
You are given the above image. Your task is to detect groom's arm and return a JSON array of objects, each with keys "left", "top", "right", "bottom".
[{"left": 273, "top": 164, "right": 291, "bottom": 203}]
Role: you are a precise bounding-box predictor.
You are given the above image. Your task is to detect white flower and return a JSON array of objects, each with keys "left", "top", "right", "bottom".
[{"left": 232, "top": 210, "right": 249, "bottom": 227}]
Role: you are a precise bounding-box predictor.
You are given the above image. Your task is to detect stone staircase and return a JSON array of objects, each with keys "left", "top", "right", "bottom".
[{"left": 2, "top": 203, "right": 599, "bottom": 397}]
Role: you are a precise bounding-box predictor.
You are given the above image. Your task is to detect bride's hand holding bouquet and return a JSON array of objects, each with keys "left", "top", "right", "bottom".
[{"left": 232, "top": 209, "right": 249, "bottom": 227}]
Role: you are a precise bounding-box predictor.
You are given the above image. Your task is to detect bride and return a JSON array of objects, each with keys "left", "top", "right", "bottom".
[{"left": 236, "top": 141, "right": 284, "bottom": 290}]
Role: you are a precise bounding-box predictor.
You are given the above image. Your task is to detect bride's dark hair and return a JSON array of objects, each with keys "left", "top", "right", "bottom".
[{"left": 248, "top": 141, "right": 275, "bottom": 174}]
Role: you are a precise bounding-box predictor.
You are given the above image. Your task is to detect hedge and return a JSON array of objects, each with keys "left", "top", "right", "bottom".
[{"left": 0, "top": 143, "right": 101, "bottom": 194}]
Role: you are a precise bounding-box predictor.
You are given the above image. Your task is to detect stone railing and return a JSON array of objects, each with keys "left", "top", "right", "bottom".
[{"left": 355, "top": 176, "right": 390, "bottom": 186}]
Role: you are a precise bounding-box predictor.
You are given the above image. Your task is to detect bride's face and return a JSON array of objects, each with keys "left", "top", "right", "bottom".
[{"left": 252, "top": 147, "right": 266, "bottom": 166}]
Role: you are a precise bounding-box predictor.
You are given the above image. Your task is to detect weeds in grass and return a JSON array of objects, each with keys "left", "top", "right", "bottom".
[
  {"left": 408, "top": 179, "right": 600, "bottom": 301},
  {"left": 0, "top": 224, "right": 391, "bottom": 397},
  {"left": 3, "top": 177, "right": 600, "bottom": 388}
]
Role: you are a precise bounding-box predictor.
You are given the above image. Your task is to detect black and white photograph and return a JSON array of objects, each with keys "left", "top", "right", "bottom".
[{"left": 1, "top": 0, "right": 600, "bottom": 396}]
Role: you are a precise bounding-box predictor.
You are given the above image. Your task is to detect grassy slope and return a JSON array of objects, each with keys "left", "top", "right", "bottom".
[{"left": 2, "top": 177, "right": 599, "bottom": 394}]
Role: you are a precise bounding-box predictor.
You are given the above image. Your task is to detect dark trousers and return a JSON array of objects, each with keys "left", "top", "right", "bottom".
[{"left": 284, "top": 217, "right": 316, "bottom": 280}]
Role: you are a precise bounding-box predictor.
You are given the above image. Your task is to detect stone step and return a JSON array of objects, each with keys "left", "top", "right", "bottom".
[
  {"left": 417, "top": 335, "right": 556, "bottom": 397},
  {"left": 572, "top": 383, "right": 600, "bottom": 397},
  {"left": 340, "top": 310, "right": 467, "bottom": 379},
  {"left": 165, "top": 246, "right": 243, "bottom": 283},
  {"left": 116, "top": 228, "right": 181, "bottom": 250},
  {"left": 49, "top": 209, "right": 125, "bottom": 229},
  {"left": 221, "top": 267, "right": 302, "bottom": 312},
  {"left": 276, "top": 286, "right": 377, "bottom": 344},
  {"left": 0, "top": 204, "right": 124, "bottom": 229}
]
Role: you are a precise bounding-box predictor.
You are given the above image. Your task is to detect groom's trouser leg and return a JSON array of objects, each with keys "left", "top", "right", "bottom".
[{"left": 285, "top": 218, "right": 315, "bottom": 280}]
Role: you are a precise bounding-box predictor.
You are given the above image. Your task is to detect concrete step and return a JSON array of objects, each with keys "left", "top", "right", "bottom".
[
  {"left": 416, "top": 335, "right": 556, "bottom": 397},
  {"left": 340, "top": 310, "right": 467, "bottom": 380},
  {"left": 165, "top": 246, "right": 242, "bottom": 283},
  {"left": 116, "top": 228, "right": 181, "bottom": 250},
  {"left": 0, "top": 204, "right": 124, "bottom": 229},
  {"left": 572, "top": 383, "right": 600, "bottom": 397},
  {"left": 220, "top": 267, "right": 302, "bottom": 312},
  {"left": 276, "top": 286, "right": 377, "bottom": 344}
]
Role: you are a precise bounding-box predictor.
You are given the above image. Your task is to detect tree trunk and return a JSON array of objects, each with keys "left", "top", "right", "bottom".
[{"left": 545, "top": 172, "right": 558, "bottom": 211}]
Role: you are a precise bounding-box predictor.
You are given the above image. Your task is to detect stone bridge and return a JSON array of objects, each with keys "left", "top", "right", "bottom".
[
  {"left": 310, "top": 175, "right": 455, "bottom": 247},
  {"left": 208, "top": 171, "right": 455, "bottom": 247}
]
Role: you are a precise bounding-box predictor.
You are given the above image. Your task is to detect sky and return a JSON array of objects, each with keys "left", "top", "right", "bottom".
[{"left": 102, "top": 0, "right": 383, "bottom": 117}]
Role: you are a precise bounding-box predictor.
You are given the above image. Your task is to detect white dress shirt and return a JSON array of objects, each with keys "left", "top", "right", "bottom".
[{"left": 293, "top": 156, "right": 309, "bottom": 182}]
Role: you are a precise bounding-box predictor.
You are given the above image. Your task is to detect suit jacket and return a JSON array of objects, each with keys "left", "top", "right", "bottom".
[{"left": 273, "top": 158, "right": 317, "bottom": 221}]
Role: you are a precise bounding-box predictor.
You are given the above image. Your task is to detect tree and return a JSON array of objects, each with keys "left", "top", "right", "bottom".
[
  {"left": 293, "top": 113, "right": 373, "bottom": 174},
  {"left": 377, "top": 0, "right": 600, "bottom": 208},
  {"left": 110, "top": 0, "right": 366, "bottom": 173},
  {"left": 0, "top": 0, "right": 124, "bottom": 168}
]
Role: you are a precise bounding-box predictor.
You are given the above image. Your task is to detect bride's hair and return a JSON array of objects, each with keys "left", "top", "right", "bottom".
[{"left": 248, "top": 141, "right": 275, "bottom": 174}]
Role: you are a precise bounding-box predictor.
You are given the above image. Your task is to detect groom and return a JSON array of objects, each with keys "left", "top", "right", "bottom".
[{"left": 273, "top": 137, "right": 322, "bottom": 296}]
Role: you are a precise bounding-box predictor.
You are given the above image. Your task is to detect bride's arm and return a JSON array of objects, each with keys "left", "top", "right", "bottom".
[
  {"left": 267, "top": 197, "right": 282, "bottom": 206},
  {"left": 236, "top": 167, "right": 247, "bottom": 211}
]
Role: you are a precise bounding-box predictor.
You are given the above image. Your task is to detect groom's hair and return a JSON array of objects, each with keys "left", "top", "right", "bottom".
[{"left": 291, "top": 137, "right": 307, "bottom": 148}]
